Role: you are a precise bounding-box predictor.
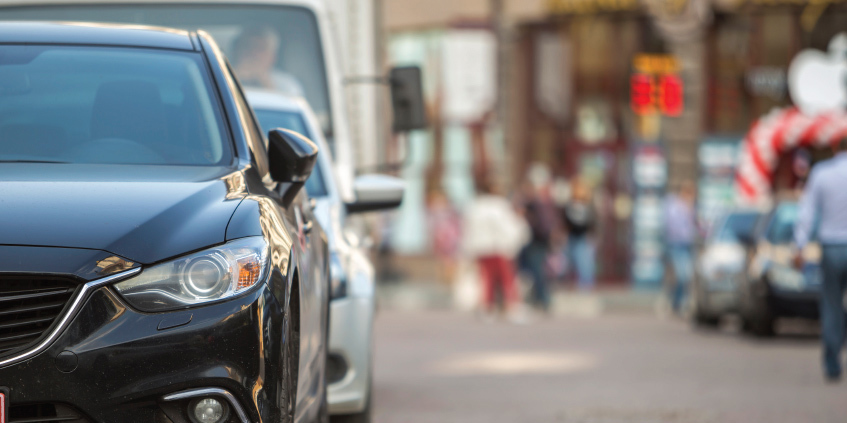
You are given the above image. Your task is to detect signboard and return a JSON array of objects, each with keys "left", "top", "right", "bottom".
[
  {"left": 547, "top": 0, "right": 639, "bottom": 14},
  {"left": 442, "top": 30, "right": 497, "bottom": 123}
]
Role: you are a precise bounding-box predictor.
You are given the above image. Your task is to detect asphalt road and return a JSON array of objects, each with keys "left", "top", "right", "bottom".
[{"left": 370, "top": 311, "right": 845, "bottom": 423}]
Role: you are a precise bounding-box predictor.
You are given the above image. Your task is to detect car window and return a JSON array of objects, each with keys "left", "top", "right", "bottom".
[
  {"left": 252, "top": 109, "right": 328, "bottom": 198},
  {"left": 714, "top": 212, "right": 760, "bottom": 242},
  {"left": 0, "top": 4, "right": 333, "bottom": 139},
  {"left": 0, "top": 45, "right": 230, "bottom": 166},
  {"left": 766, "top": 204, "right": 799, "bottom": 244}
]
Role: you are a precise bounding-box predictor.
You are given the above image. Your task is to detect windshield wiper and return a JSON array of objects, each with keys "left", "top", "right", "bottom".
[{"left": 0, "top": 159, "right": 72, "bottom": 164}]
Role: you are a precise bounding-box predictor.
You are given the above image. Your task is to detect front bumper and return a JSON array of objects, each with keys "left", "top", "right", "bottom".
[
  {"left": 327, "top": 296, "right": 373, "bottom": 415},
  {"left": 769, "top": 285, "right": 820, "bottom": 319},
  {"left": 0, "top": 280, "right": 286, "bottom": 423},
  {"left": 699, "top": 274, "right": 742, "bottom": 314}
]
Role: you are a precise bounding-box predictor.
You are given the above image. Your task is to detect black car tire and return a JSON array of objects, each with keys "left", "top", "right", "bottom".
[
  {"left": 315, "top": 277, "right": 330, "bottom": 423},
  {"left": 740, "top": 278, "right": 775, "bottom": 337},
  {"left": 283, "top": 285, "right": 301, "bottom": 423}
]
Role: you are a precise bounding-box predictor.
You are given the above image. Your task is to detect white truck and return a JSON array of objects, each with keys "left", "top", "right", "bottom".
[{"left": 0, "top": 1, "right": 425, "bottom": 421}]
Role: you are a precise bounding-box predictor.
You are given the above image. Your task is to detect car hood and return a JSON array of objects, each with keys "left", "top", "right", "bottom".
[{"left": 0, "top": 164, "right": 248, "bottom": 264}]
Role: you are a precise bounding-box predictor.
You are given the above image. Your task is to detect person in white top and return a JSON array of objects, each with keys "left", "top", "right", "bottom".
[
  {"left": 462, "top": 181, "right": 530, "bottom": 316},
  {"left": 231, "top": 26, "right": 305, "bottom": 97}
]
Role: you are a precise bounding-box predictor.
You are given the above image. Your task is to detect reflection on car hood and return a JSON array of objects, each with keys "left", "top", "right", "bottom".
[
  {"left": 702, "top": 242, "right": 746, "bottom": 267},
  {"left": 0, "top": 164, "right": 247, "bottom": 264},
  {"left": 758, "top": 242, "right": 822, "bottom": 266}
]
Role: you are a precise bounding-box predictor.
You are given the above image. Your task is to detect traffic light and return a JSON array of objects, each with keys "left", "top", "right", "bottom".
[
  {"left": 659, "top": 74, "right": 683, "bottom": 117},
  {"left": 630, "top": 73, "right": 654, "bottom": 115},
  {"left": 631, "top": 73, "right": 684, "bottom": 117}
]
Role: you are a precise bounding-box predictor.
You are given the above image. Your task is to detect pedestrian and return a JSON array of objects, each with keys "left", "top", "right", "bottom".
[
  {"left": 427, "top": 190, "right": 462, "bottom": 284},
  {"left": 518, "top": 164, "right": 559, "bottom": 313},
  {"left": 563, "top": 178, "right": 597, "bottom": 290},
  {"left": 462, "top": 180, "right": 529, "bottom": 318},
  {"left": 794, "top": 137, "right": 847, "bottom": 383},
  {"left": 663, "top": 180, "right": 697, "bottom": 314}
]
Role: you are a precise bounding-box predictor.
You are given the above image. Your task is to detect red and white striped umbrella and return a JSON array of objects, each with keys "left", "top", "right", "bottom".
[{"left": 736, "top": 107, "right": 847, "bottom": 206}]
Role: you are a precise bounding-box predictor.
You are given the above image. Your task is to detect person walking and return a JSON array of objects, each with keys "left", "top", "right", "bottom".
[
  {"left": 794, "top": 138, "right": 847, "bottom": 383},
  {"left": 519, "top": 164, "right": 559, "bottom": 312},
  {"left": 562, "top": 179, "right": 597, "bottom": 290},
  {"left": 462, "top": 181, "right": 529, "bottom": 318},
  {"left": 663, "top": 181, "right": 697, "bottom": 314}
]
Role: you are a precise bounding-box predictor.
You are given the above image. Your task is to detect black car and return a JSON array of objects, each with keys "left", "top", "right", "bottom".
[
  {"left": 738, "top": 202, "right": 822, "bottom": 336},
  {"left": 0, "top": 22, "right": 330, "bottom": 423}
]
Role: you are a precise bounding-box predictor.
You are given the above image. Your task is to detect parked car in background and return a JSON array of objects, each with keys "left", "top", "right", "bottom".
[
  {"left": 246, "top": 90, "right": 404, "bottom": 423},
  {"left": 692, "top": 210, "right": 761, "bottom": 327},
  {"left": 0, "top": 22, "right": 330, "bottom": 423},
  {"left": 738, "top": 201, "right": 822, "bottom": 336}
]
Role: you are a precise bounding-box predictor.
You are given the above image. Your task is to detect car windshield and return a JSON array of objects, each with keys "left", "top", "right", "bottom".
[
  {"left": 766, "top": 204, "right": 799, "bottom": 244},
  {"left": 714, "top": 212, "right": 760, "bottom": 242},
  {"left": 0, "top": 4, "right": 333, "bottom": 139},
  {"left": 253, "top": 108, "right": 328, "bottom": 198},
  {"left": 0, "top": 45, "right": 229, "bottom": 166}
]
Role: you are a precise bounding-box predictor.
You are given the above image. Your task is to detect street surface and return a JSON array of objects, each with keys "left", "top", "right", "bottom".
[{"left": 371, "top": 311, "right": 845, "bottom": 423}]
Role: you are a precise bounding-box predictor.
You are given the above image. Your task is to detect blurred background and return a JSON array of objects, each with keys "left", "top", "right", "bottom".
[
  {"left": 4, "top": 0, "right": 847, "bottom": 421},
  {"left": 371, "top": 0, "right": 844, "bottom": 299}
]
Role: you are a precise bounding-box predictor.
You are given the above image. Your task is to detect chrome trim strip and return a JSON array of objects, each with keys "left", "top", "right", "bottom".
[
  {"left": 0, "top": 267, "right": 141, "bottom": 369},
  {"left": 163, "top": 387, "right": 250, "bottom": 423}
]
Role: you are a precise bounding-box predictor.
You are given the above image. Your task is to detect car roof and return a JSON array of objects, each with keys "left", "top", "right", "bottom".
[{"left": 0, "top": 21, "right": 195, "bottom": 51}]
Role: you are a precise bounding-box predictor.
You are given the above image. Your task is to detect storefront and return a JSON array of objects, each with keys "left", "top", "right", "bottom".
[
  {"left": 513, "top": 8, "right": 669, "bottom": 282},
  {"left": 703, "top": 0, "right": 847, "bottom": 215},
  {"left": 511, "top": 0, "right": 847, "bottom": 285}
]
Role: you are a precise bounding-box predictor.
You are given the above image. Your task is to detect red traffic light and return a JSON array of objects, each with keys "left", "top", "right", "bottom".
[
  {"left": 659, "top": 74, "right": 684, "bottom": 117},
  {"left": 630, "top": 74, "right": 654, "bottom": 115}
]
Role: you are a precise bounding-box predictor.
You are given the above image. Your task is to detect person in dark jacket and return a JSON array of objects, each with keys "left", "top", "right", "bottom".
[{"left": 519, "top": 164, "right": 559, "bottom": 312}]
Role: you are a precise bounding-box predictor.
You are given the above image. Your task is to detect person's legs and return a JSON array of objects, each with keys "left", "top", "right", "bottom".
[
  {"left": 525, "top": 243, "right": 551, "bottom": 311},
  {"left": 476, "top": 257, "right": 496, "bottom": 312},
  {"left": 570, "top": 235, "right": 596, "bottom": 290},
  {"left": 493, "top": 255, "right": 518, "bottom": 309},
  {"left": 819, "top": 245, "right": 847, "bottom": 379},
  {"left": 669, "top": 244, "right": 694, "bottom": 313}
]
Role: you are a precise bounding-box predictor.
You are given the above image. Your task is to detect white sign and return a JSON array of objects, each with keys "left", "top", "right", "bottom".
[
  {"left": 534, "top": 31, "right": 571, "bottom": 124},
  {"left": 442, "top": 30, "right": 497, "bottom": 123},
  {"left": 788, "top": 33, "right": 847, "bottom": 116}
]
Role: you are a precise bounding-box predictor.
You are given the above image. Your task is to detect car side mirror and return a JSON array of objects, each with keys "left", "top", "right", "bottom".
[
  {"left": 346, "top": 174, "right": 405, "bottom": 214},
  {"left": 737, "top": 232, "right": 756, "bottom": 247},
  {"left": 268, "top": 128, "right": 318, "bottom": 204},
  {"left": 389, "top": 66, "right": 427, "bottom": 132}
]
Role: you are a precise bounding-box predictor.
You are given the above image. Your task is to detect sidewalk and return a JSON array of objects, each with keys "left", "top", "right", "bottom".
[{"left": 375, "top": 280, "right": 662, "bottom": 317}]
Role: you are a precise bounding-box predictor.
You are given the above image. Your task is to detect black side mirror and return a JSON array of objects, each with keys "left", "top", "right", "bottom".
[
  {"left": 737, "top": 231, "right": 756, "bottom": 247},
  {"left": 268, "top": 129, "right": 318, "bottom": 204},
  {"left": 390, "top": 66, "right": 427, "bottom": 132}
]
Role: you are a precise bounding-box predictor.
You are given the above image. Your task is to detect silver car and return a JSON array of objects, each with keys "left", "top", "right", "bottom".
[
  {"left": 692, "top": 210, "right": 761, "bottom": 326},
  {"left": 247, "top": 90, "right": 404, "bottom": 422}
]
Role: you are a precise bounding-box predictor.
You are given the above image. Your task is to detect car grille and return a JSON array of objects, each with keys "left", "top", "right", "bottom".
[
  {"left": 11, "top": 403, "right": 92, "bottom": 423},
  {"left": 0, "top": 276, "right": 79, "bottom": 358}
]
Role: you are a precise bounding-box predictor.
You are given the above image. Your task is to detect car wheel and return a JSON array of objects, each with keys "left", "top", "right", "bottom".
[
  {"left": 315, "top": 282, "right": 330, "bottom": 423},
  {"left": 691, "top": 279, "right": 720, "bottom": 328},
  {"left": 740, "top": 278, "right": 775, "bottom": 337},
  {"left": 282, "top": 287, "right": 300, "bottom": 423},
  {"left": 330, "top": 369, "right": 372, "bottom": 423}
]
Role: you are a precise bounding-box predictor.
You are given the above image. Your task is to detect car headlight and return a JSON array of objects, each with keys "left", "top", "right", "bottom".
[
  {"left": 766, "top": 264, "right": 805, "bottom": 291},
  {"left": 114, "top": 237, "right": 269, "bottom": 312},
  {"left": 329, "top": 252, "right": 347, "bottom": 300}
]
